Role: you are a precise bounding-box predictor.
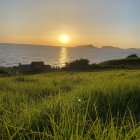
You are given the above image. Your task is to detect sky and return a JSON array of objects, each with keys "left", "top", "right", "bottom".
[{"left": 0, "top": 0, "right": 140, "bottom": 48}]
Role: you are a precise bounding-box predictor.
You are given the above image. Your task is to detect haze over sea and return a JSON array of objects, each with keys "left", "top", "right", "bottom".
[{"left": 0, "top": 44, "right": 140, "bottom": 67}]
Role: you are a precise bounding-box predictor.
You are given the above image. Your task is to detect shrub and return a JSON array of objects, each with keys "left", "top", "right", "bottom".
[
  {"left": 126, "top": 54, "right": 138, "bottom": 59},
  {"left": 0, "top": 69, "right": 8, "bottom": 75},
  {"left": 64, "top": 59, "right": 90, "bottom": 70}
]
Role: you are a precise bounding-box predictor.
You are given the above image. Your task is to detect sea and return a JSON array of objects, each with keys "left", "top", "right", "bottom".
[{"left": 0, "top": 44, "right": 140, "bottom": 67}]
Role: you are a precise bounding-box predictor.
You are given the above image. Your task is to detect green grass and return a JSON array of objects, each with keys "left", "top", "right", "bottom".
[{"left": 0, "top": 70, "right": 140, "bottom": 139}]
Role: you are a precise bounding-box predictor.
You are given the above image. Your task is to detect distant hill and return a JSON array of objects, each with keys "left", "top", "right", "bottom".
[
  {"left": 101, "top": 46, "right": 121, "bottom": 49},
  {"left": 75, "top": 44, "right": 97, "bottom": 48},
  {"left": 0, "top": 43, "right": 139, "bottom": 50}
]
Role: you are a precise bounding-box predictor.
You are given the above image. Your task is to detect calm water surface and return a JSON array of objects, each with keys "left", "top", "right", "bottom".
[{"left": 0, "top": 44, "right": 139, "bottom": 67}]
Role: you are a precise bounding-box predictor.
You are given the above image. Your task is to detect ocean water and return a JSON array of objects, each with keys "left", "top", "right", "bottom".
[{"left": 0, "top": 44, "right": 140, "bottom": 67}]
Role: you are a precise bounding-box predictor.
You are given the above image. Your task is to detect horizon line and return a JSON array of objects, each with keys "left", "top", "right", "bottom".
[{"left": 0, "top": 42, "right": 139, "bottom": 49}]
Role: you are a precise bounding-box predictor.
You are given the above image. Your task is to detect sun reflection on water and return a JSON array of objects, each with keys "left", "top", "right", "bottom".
[{"left": 59, "top": 47, "right": 68, "bottom": 67}]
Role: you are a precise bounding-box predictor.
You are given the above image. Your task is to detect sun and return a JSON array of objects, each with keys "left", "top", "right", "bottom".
[{"left": 59, "top": 35, "right": 70, "bottom": 44}]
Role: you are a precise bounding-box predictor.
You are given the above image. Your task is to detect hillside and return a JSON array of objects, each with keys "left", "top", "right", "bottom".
[
  {"left": 99, "top": 57, "right": 140, "bottom": 68},
  {"left": 0, "top": 70, "right": 140, "bottom": 139}
]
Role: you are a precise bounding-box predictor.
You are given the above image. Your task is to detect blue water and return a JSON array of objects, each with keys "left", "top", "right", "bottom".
[{"left": 0, "top": 44, "right": 140, "bottom": 67}]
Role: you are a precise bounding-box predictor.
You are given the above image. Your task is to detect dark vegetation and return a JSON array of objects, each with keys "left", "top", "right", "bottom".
[
  {"left": 64, "top": 59, "right": 90, "bottom": 70},
  {"left": 126, "top": 54, "right": 138, "bottom": 59},
  {"left": 63, "top": 54, "right": 140, "bottom": 70}
]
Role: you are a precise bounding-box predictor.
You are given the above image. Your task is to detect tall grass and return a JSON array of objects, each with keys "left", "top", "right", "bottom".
[{"left": 0, "top": 70, "right": 140, "bottom": 139}]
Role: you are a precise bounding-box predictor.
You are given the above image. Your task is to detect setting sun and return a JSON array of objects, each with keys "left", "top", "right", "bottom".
[{"left": 59, "top": 35, "right": 70, "bottom": 44}]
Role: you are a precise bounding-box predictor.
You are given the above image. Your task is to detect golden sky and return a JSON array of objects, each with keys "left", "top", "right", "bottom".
[{"left": 0, "top": 0, "right": 140, "bottom": 48}]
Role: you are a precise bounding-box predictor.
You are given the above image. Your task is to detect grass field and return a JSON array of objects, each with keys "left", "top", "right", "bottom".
[{"left": 0, "top": 70, "right": 140, "bottom": 140}]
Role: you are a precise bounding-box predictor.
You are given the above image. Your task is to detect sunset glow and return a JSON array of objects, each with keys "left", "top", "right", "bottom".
[
  {"left": 0, "top": 0, "right": 140, "bottom": 48},
  {"left": 59, "top": 35, "right": 70, "bottom": 44}
]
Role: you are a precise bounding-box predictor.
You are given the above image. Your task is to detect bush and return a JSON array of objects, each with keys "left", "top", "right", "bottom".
[
  {"left": 64, "top": 59, "right": 90, "bottom": 70},
  {"left": 126, "top": 54, "right": 138, "bottom": 59},
  {"left": 0, "top": 69, "right": 8, "bottom": 75}
]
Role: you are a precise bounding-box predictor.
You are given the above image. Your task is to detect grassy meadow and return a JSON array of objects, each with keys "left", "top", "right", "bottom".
[{"left": 0, "top": 70, "right": 140, "bottom": 139}]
